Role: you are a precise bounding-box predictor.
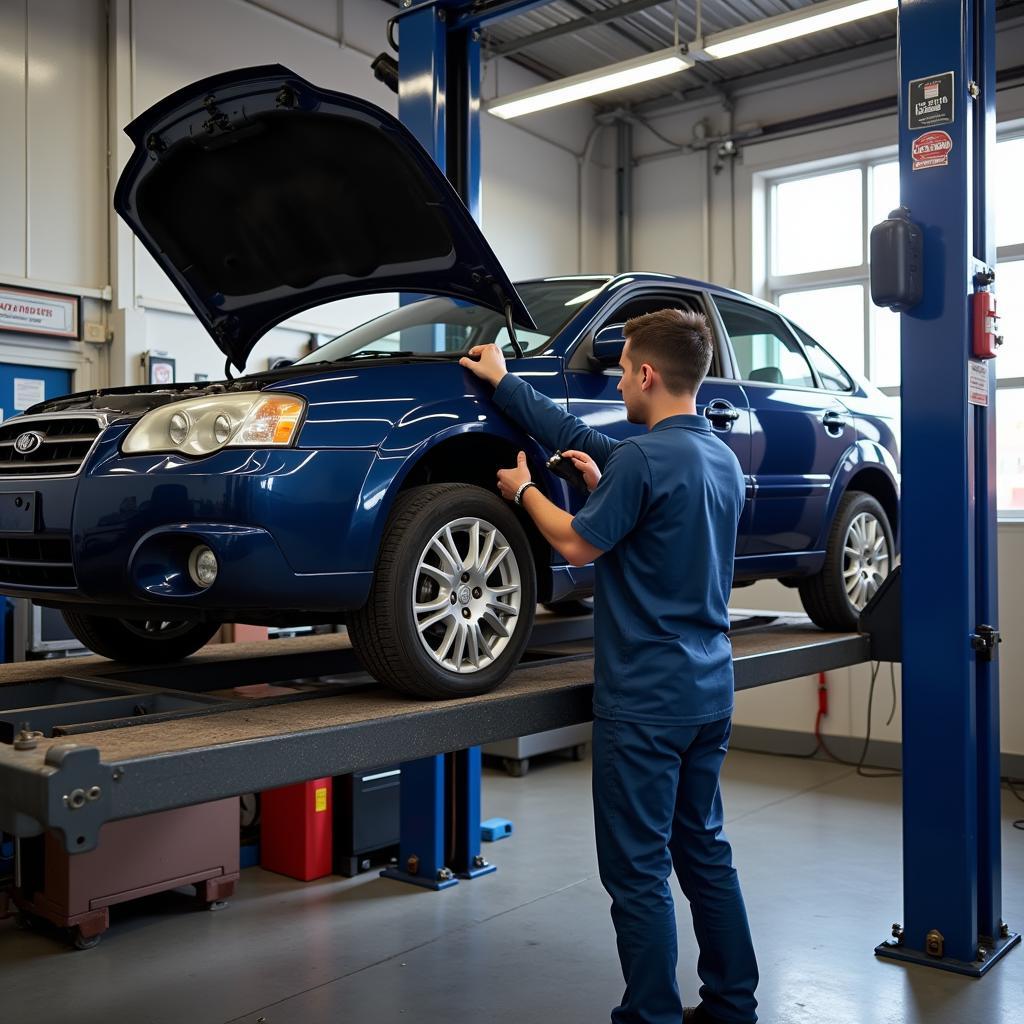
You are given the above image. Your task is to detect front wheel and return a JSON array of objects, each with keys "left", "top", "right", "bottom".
[
  {"left": 60, "top": 611, "right": 220, "bottom": 663},
  {"left": 348, "top": 484, "right": 537, "bottom": 699},
  {"left": 798, "top": 491, "right": 895, "bottom": 631}
]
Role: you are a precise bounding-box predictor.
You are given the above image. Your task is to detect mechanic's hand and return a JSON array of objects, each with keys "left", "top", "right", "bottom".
[
  {"left": 561, "top": 449, "right": 601, "bottom": 492},
  {"left": 497, "top": 451, "right": 532, "bottom": 502},
  {"left": 459, "top": 344, "right": 508, "bottom": 388}
]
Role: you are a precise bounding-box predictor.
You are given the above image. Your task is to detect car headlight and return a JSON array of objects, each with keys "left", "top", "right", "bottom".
[{"left": 123, "top": 393, "right": 306, "bottom": 457}]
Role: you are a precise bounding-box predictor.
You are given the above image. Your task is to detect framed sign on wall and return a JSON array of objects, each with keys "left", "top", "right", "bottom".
[
  {"left": 146, "top": 352, "right": 176, "bottom": 385},
  {"left": 0, "top": 285, "right": 81, "bottom": 340}
]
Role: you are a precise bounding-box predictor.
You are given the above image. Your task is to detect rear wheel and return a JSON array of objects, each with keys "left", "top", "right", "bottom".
[
  {"left": 798, "top": 491, "right": 894, "bottom": 631},
  {"left": 348, "top": 483, "right": 536, "bottom": 698},
  {"left": 60, "top": 611, "right": 219, "bottom": 663}
]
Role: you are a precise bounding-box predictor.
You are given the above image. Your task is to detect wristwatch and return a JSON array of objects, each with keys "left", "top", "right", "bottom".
[{"left": 514, "top": 481, "right": 538, "bottom": 506}]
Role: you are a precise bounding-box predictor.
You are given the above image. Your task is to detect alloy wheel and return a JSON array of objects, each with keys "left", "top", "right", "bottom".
[
  {"left": 411, "top": 517, "right": 522, "bottom": 673},
  {"left": 842, "top": 511, "right": 891, "bottom": 611}
]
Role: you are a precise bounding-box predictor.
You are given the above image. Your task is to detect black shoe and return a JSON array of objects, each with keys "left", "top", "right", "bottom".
[{"left": 682, "top": 1008, "right": 753, "bottom": 1024}]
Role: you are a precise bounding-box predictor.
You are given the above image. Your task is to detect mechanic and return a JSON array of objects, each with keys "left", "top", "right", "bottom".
[{"left": 460, "top": 309, "right": 758, "bottom": 1024}]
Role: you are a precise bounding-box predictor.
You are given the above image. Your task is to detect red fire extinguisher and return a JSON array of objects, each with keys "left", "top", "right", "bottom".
[{"left": 972, "top": 288, "right": 1001, "bottom": 360}]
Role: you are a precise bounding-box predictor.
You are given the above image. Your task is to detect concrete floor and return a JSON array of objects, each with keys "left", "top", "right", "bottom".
[{"left": 2, "top": 749, "right": 1022, "bottom": 1024}]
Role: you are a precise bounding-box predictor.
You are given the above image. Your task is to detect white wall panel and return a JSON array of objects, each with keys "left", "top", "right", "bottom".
[
  {"left": 0, "top": 0, "right": 28, "bottom": 280},
  {"left": 632, "top": 153, "right": 706, "bottom": 279},
  {"left": 481, "top": 116, "right": 580, "bottom": 279},
  {"left": 25, "top": 0, "right": 106, "bottom": 289}
]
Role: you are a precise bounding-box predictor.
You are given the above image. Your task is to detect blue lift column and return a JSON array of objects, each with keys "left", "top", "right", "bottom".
[
  {"left": 874, "top": 0, "right": 1019, "bottom": 975},
  {"left": 381, "top": 0, "right": 512, "bottom": 890}
]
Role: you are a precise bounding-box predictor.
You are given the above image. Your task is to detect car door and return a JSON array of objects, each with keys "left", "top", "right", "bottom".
[
  {"left": 712, "top": 295, "right": 853, "bottom": 557},
  {"left": 565, "top": 288, "right": 753, "bottom": 548}
]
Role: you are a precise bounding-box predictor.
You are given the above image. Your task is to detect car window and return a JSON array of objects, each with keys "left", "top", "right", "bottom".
[
  {"left": 295, "top": 279, "right": 610, "bottom": 363},
  {"left": 714, "top": 296, "right": 816, "bottom": 388},
  {"left": 792, "top": 325, "right": 854, "bottom": 392}
]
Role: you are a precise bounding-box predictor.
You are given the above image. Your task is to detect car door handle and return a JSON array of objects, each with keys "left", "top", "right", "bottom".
[
  {"left": 705, "top": 402, "right": 740, "bottom": 425},
  {"left": 822, "top": 411, "right": 848, "bottom": 431}
]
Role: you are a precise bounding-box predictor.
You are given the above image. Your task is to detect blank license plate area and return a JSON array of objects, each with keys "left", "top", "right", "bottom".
[{"left": 0, "top": 492, "right": 37, "bottom": 533}]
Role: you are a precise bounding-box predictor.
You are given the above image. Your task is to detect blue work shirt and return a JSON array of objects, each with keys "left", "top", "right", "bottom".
[{"left": 493, "top": 373, "right": 744, "bottom": 726}]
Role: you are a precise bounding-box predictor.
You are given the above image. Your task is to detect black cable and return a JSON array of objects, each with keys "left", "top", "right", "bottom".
[
  {"left": 387, "top": 16, "right": 399, "bottom": 52},
  {"left": 856, "top": 661, "right": 901, "bottom": 778}
]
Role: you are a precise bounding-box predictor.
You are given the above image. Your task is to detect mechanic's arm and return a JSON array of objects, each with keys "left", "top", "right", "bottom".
[
  {"left": 497, "top": 454, "right": 603, "bottom": 568},
  {"left": 460, "top": 344, "right": 616, "bottom": 468}
]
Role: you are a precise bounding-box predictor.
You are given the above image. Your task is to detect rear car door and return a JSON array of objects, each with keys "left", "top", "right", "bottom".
[
  {"left": 566, "top": 287, "right": 753, "bottom": 545},
  {"left": 712, "top": 295, "right": 852, "bottom": 557}
]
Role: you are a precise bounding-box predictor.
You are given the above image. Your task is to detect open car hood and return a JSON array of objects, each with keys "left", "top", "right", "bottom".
[{"left": 114, "top": 64, "right": 534, "bottom": 370}]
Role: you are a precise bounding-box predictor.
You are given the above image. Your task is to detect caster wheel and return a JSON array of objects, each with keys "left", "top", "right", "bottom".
[
  {"left": 72, "top": 929, "right": 101, "bottom": 950},
  {"left": 571, "top": 743, "right": 587, "bottom": 762},
  {"left": 15, "top": 911, "right": 36, "bottom": 932},
  {"left": 205, "top": 900, "right": 228, "bottom": 912},
  {"left": 504, "top": 757, "right": 530, "bottom": 778}
]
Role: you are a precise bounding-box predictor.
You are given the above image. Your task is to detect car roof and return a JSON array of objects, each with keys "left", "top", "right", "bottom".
[{"left": 512, "top": 273, "right": 778, "bottom": 312}]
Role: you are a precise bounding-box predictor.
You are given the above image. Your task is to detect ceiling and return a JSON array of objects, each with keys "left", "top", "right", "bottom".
[{"left": 475, "top": 0, "right": 1024, "bottom": 113}]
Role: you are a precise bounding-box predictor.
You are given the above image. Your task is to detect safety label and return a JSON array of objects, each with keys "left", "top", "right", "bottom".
[
  {"left": 912, "top": 131, "right": 953, "bottom": 171},
  {"left": 315, "top": 786, "right": 328, "bottom": 813},
  {"left": 909, "top": 71, "right": 955, "bottom": 129},
  {"left": 968, "top": 360, "right": 989, "bottom": 407}
]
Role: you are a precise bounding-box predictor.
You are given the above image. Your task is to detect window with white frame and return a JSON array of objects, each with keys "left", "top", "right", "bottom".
[{"left": 766, "top": 136, "right": 1024, "bottom": 514}]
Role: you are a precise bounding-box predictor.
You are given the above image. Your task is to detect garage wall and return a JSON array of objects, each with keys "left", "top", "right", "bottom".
[
  {"left": 0, "top": 0, "right": 108, "bottom": 396},
  {"left": 0, "top": 0, "right": 612, "bottom": 385},
  {"left": 620, "top": 21, "right": 1024, "bottom": 760}
]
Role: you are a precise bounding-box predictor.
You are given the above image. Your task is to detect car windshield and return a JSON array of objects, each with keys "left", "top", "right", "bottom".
[{"left": 293, "top": 279, "right": 610, "bottom": 364}]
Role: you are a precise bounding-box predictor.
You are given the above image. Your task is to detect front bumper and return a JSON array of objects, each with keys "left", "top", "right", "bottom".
[{"left": 0, "top": 424, "right": 378, "bottom": 614}]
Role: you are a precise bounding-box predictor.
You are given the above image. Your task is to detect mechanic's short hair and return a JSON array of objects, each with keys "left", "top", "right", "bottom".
[{"left": 622, "top": 308, "right": 713, "bottom": 396}]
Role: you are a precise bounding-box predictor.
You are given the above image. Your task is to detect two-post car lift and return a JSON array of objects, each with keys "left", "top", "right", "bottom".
[{"left": 0, "top": 0, "right": 1017, "bottom": 981}]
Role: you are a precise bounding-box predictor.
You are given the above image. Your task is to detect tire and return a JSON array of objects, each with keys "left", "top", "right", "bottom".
[
  {"left": 347, "top": 483, "right": 537, "bottom": 699},
  {"left": 798, "top": 491, "right": 895, "bottom": 632},
  {"left": 60, "top": 611, "right": 220, "bottom": 663},
  {"left": 542, "top": 597, "right": 593, "bottom": 617}
]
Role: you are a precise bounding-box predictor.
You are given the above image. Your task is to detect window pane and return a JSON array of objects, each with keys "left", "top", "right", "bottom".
[
  {"left": 870, "top": 160, "right": 900, "bottom": 228},
  {"left": 997, "top": 387, "right": 1024, "bottom": 512},
  {"left": 773, "top": 168, "right": 863, "bottom": 276},
  {"left": 996, "top": 137, "right": 1024, "bottom": 248},
  {"left": 778, "top": 286, "right": 865, "bottom": 377},
  {"left": 869, "top": 303, "right": 901, "bottom": 387},
  {"left": 996, "top": 259, "right": 1024, "bottom": 380},
  {"left": 715, "top": 296, "right": 816, "bottom": 388},
  {"left": 791, "top": 325, "right": 854, "bottom": 392}
]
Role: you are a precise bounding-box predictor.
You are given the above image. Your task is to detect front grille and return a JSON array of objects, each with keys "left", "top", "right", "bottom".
[
  {"left": 0, "top": 536, "right": 75, "bottom": 588},
  {"left": 0, "top": 416, "right": 103, "bottom": 477}
]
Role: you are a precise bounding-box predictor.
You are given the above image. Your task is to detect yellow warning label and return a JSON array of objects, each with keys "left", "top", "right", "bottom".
[{"left": 315, "top": 787, "right": 328, "bottom": 813}]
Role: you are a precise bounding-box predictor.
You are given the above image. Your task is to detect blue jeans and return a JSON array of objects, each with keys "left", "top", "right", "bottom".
[{"left": 592, "top": 716, "right": 758, "bottom": 1024}]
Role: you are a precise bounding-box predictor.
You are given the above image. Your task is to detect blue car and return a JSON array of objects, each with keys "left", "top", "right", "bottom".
[{"left": 0, "top": 67, "right": 899, "bottom": 697}]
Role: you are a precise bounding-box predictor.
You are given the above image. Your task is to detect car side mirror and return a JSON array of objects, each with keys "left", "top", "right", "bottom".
[{"left": 591, "top": 325, "right": 626, "bottom": 368}]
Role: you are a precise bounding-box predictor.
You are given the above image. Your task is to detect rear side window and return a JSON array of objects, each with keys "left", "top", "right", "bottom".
[
  {"left": 714, "top": 296, "right": 815, "bottom": 388},
  {"left": 792, "top": 326, "right": 854, "bottom": 392}
]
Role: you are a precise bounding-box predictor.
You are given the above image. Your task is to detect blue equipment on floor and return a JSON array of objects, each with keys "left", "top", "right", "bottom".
[{"left": 481, "top": 818, "right": 514, "bottom": 842}]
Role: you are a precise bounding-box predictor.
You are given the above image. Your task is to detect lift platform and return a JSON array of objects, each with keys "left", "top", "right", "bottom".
[{"left": 0, "top": 610, "right": 871, "bottom": 857}]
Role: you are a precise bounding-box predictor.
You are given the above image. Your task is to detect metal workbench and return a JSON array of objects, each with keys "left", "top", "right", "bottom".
[{"left": 0, "top": 611, "right": 871, "bottom": 855}]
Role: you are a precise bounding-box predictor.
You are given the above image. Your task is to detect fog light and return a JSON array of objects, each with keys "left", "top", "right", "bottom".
[{"left": 188, "top": 545, "right": 218, "bottom": 588}]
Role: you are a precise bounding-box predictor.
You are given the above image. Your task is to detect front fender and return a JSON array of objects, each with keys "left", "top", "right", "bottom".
[{"left": 342, "top": 399, "right": 559, "bottom": 572}]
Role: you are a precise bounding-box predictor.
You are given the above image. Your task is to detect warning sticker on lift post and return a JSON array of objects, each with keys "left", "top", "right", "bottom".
[
  {"left": 912, "top": 131, "right": 953, "bottom": 170},
  {"left": 968, "top": 360, "right": 989, "bottom": 407},
  {"left": 909, "top": 71, "right": 955, "bottom": 129}
]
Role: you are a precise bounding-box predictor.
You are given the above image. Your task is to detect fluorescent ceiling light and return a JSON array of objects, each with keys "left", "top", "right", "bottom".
[
  {"left": 487, "top": 47, "right": 692, "bottom": 120},
  {"left": 702, "top": 0, "right": 897, "bottom": 60}
]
